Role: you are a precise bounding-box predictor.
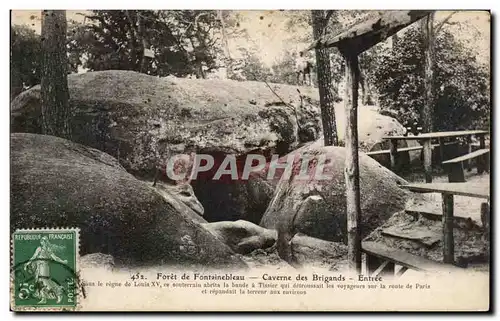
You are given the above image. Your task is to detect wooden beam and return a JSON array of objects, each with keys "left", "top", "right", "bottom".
[
  {"left": 442, "top": 149, "right": 490, "bottom": 164},
  {"left": 383, "top": 130, "right": 489, "bottom": 140},
  {"left": 365, "top": 141, "right": 458, "bottom": 156},
  {"left": 442, "top": 193, "right": 455, "bottom": 264},
  {"left": 365, "top": 145, "right": 422, "bottom": 156},
  {"left": 362, "top": 241, "right": 464, "bottom": 272},
  {"left": 342, "top": 49, "right": 362, "bottom": 274},
  {"left": 401, "top": 183, "right": 489, "bottom": 199},
  {"left": 305, "top": 10, "right": 432, "bottom": 54},
  {"left": 371, "top": 260, "right": 395, "bottom": 277},
  {"left": 395, "top": 266, "right": 408, "bottom": 277}
]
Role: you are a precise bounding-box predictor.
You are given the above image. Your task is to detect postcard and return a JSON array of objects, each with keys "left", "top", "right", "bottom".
[{"left": 10, "top": 9, "right": 490, "bottom": 311}]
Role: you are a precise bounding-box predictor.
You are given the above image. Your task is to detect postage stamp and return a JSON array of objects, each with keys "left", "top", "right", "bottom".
[{"left": 11, "top": 228, "right": 80, "bottom": 311}]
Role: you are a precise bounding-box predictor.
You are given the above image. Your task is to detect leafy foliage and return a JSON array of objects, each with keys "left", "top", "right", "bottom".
[
  {"left": 10, "top": 25, "right": 41, "bottom": 100},
  {"left": 371, "top": 26, "right": 490, "bottom": 130},
  {"left": 67, "top": 10, "right": 224, "bottom": 78},
  {"left": 228, "top": 48, "right": 271, "bottom": 82},
  {"left": 269, "top": 50, "right": 301, "bottom": 85}
]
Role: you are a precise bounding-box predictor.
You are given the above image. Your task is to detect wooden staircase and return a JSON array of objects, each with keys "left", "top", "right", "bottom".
[
  {"left": 361, "top": 242, "right": 464, "bottom": 277},
  {"left": 363, "top": 182, "right": 489, "bottom": 278}
]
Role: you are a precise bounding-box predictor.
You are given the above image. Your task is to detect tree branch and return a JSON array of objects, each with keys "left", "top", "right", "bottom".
[
  {"left": 324, "top": 10, "right": 334, "bottom": 25},
  {"left": 434, "top": 11, "right": 458, "bottom": 34}
]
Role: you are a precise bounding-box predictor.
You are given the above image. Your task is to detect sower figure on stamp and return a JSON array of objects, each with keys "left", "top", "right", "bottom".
[
  {"left": 295, "top": 51, "right": 313, "bottom": 86},
  {"left": 24, "top": 236, "right": 67, "bottom": 304}
]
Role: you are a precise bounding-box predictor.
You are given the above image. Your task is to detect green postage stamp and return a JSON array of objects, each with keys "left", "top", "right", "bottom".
[{"left": 11, "top": 228, "right": 80, "bottom": 311}]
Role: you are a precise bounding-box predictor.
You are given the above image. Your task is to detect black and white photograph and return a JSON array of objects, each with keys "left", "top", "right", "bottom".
[{"left": 8, "top": 8, "right": 491, "bottom": 311}]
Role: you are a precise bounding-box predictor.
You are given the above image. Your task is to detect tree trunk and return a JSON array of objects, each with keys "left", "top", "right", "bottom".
[
  {"left": 40, "top": 10, "right": 71, "bottom": 139},
  {"left": 421, "top": 12, "right": 435, "bottom": 133},
  {"left": 125, "top": 10, "right": 139, "bottom": 69},
  {"left": 311, "top": 10, "right": 338, "bottom": 146},
  {"left": 195, "top": 61, "right": 205, "bottom": 79},
  {"left": 137, "top": 11, "right": 150, "bottom": 73}
]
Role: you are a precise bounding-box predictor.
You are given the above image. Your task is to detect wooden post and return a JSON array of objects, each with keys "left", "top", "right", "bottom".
[
  {"left": 480, "top": 202, "right": 490, "bottom": 245},
  {"left": 477, "top": 134, "right": 486, "bottom": 174},
  {"left": 466, "top": 135, "right": 472, "bottom": 172},
  {"left": 342, "top": 49, "right": 362, "bottom": 274},
  {"left": 389, "top": 139, "right": 399, "bottom": 172},
  {"left": 422, "top": 139, "right": 433, "bottom": 183},
  {"left": 448, "top": 163, "right": 465, "bottom": 183},
  {"left": 442, "top": 193, "right": 454, "bottom": 264},
  {"left": 438, "top": 138, "right": 445, "bottom": 163}
]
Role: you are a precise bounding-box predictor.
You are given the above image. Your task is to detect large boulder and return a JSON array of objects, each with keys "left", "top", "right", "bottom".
[
  {"left": 224, "top": 106, "right": 420, "bottom": 224},
  {"left": 312, "top": 105, "right": 421, "bottom": 169},
  {"left": 10, "top": 133, "right": 246, "bottom": 269},
  {"left": 10, "top": 71, "right": 415, "bottom": 224},
  {"left": 335, "top": 105, "right": 411, "bottom": 152},
  {"left": 10, "top": 70, "right": 322, "bottom": 176},
  {"left": 11, "top": 70, "right": 323, "bottom": 224},
  {"left": 260, "top": 144, "right": 410, "bottom": 242}
]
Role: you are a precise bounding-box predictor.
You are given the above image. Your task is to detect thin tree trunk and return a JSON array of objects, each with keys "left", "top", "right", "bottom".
[
  {"left": 421, "top": 12, "right": 435, "bottom": 133},
  {"left": 196, "top": 62, "right": 205, "bottom": 79},
  {"left": 125, "top": 10, "right": 139, "bottom": 69},
  {"left": 40, "top": 10, "right": 71, "bottom": 139},
  {"left": 311, "top": 10, "right": 338, "bottom": 146},
  {"left": 137, "top": 11, "right": 150, "bottom": 73}
]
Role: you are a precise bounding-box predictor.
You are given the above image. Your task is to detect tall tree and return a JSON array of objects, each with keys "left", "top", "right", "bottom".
[
  {"left": 372, "top": 13, "right": 488, "bottom": 131},
  {"left": 311, "top": 10, "right": 338, "bottom": 146},
  {"left": 421, "top": 12, "right": 435, "bottom": 133},
  {"left": 40, "top": 10, "right": 71, "bottom": 139}
]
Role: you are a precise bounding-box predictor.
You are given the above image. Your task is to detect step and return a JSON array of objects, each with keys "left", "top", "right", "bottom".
[
  {"left": 404, "top": 208, "right": 483, "bottom": 230},
  {"left": 362, "top": 241, "right": 463, "bottom": 273},
  {"left": 381, "top": 226, "right": 441, "bottom": 246}
]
